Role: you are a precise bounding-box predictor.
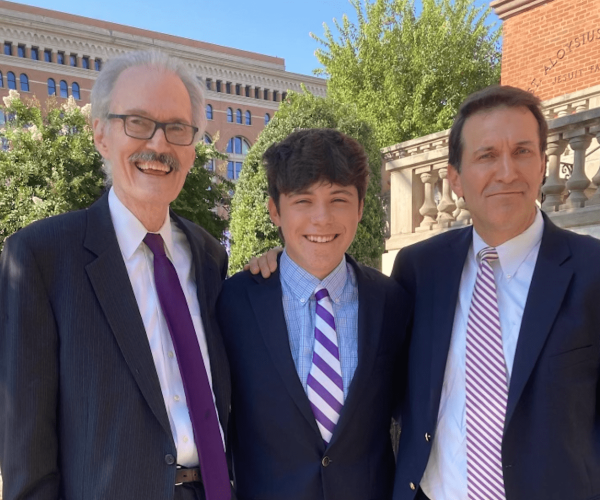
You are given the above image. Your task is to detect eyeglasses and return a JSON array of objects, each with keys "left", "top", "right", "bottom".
[{"left": 107, "top": 114, "right": 198, "bottom": 146}]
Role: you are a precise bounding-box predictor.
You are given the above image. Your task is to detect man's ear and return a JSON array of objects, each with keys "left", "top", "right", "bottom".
[
  {"left": 92, "top": 118, "right": 109, "bottom": 159},
  {"left": 267, "top": 197, "right": 281, "bottom": 227},
  {"left": 447, "top": 163, "right": 464, "bottom": 199}
]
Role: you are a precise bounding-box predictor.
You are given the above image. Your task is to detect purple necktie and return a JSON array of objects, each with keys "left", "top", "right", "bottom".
[
  {"left": 465, "top": 247, "right": 507, "bottom": 500},
  {"left": 144, "top": 233, "right": 230, "bottom": 500},
  {"left": 306, "top": 286, "right": 344, "bottom": 445}
]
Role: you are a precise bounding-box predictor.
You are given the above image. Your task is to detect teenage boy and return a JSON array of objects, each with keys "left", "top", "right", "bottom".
[{"left": 217, "top": 128, "right": 410, "bottom": 500}]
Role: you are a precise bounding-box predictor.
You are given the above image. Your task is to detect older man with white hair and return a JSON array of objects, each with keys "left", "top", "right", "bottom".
[{"left": 0, "top": 50, "right": 233, "bottom": 500}]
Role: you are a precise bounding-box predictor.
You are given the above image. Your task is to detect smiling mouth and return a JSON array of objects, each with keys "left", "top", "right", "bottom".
[
  {"left": 134, "top": 161, "right": 173, "bottom": 175},
  {"left": 305, "top": 234, "right": 338, "bottom": 243}
]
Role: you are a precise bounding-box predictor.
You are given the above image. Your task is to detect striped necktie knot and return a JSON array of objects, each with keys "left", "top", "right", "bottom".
[{"left": 478, "top": 246, "right": 498, "bottom": 264}]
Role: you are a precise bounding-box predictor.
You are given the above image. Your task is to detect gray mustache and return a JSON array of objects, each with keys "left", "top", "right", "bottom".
[{"left": 129, "top": 151, "right": 180, "bottom": 171}]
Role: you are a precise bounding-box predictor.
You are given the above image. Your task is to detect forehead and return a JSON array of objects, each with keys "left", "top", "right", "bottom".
[
  {"left": 288, "top": 181, "right": 358, "bottom": 196},
  {"left": 461, "top": 106, "right": 540, "bottom": 152},
  {"left": 109, "top": 65, "right": 192, "bottom": 121}
]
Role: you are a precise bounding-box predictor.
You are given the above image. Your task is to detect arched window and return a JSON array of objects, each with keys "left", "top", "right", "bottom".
[
  {"left": 72, "top": 82, "right": 80, "bottom": 100},
  {"left": 264, "top": 113, "right": 270, "bottom": 125},
  {"left": 206, "top": 104, "right": 213, "bottom": 120},
  {"left": 0, "top": 71, "right": 3, "bottom": 88},
  {"left": 47, "top": 78, "right": 56, "bottom": 96},
  {"left": 19, "top": 73, "right": 29, "bottom": 92},
  {"left": 7, "top": 72, "right": 16, "bottom": 90},
  {"left": 59, "top": 80, "right": 68, "bottom": 98},
  {"left": 204, "top": 134, "right": 214, "bottom": 172},
  {"left": 235, "top": 109, "right": 242, "bottom": 124},
  {"left": 226, "top": 136, "right": 251, "bottom": 180},
  {"left": 226, "top": 107, "right": 233, "bottom": 123},
  {"left": 245, "top": 110, "right": 251, "bottom": 126}
]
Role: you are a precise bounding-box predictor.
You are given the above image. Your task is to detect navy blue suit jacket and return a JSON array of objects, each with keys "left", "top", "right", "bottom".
[
  {"left": 0, "top": 192, "right": 232, "bottom": 500},
  {"left": 217, "top": 256, "right": 411, "bottom": 500},
  {"left": 391, "top": 215, "right": 600, "bottom": 500}
]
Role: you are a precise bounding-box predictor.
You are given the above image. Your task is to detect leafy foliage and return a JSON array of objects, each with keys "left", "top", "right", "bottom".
[
  {"left": 0, "top": 91, "right": 230, "bottom": 251},
  {"left": 228, "top": 90, "right": 385, "bottom": 273},
  {"left": 312, "top": 0, "right": 502, "bottom": 148}
]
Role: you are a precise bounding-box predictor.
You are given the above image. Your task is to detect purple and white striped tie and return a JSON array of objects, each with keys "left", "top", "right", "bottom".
[
  {"left": 466, "top": 247, "right": 508, "bottom": 500},
  {"left": 307, "top": 285, "right": 344, "bottom": 445}
]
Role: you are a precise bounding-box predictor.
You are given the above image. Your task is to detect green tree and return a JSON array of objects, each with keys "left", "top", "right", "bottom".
[
  {"left": 0, "top": 91, "right": 230, "bottom": 251},
  {"left": 228, "top": 90, "right": 385, "bottom": 274},
  {"left": 312, "top": 0, "right": 501, "bottom": 148}
]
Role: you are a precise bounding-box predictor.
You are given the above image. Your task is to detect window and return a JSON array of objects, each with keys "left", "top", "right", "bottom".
[
  {"left": 44, "top": 49, "right": 51, "bottom": 62},
  {"left": 226, "top": 136, "right": 250, "bottom": 155},
  {"left": 227, "top": 161, "right": 243, "bottom": 180},
  {"left": 216, "top": 80, "right": 222, "bottom": 92},
  {"left": 0, "top": 110, "right": 5, "bottom": 126},
  {"left": 57, "top": 52, "right": 65, "bottom": 65},
  {"left": 19, "top": 73, "right": 29, "bottom": 92},
  {"left": 235, "top": 83, "right": 241, "bottom": 96},
  {"left": 227, "top": 107, "right": 233, "bottom": 123},
  {"left": 282, "top": 92, "right": 288, "bottom": 102},
  {"left": 18, "top": 45, "right": 25, "bottom": 58},
  {"left": 264, "top": 89, "right": 269, "bottom": 100},
  {"left": 72, "top": 82, "right": 80, "bottom": 100},
  {"left": 235, "top": 109, "right": 242, "bottom": 124},
  {"left": 0, "top": 71, "right": 3, "bottom": 88},
  {"left": 206, "top": 78, "right": 212, "bottom": 91},
  {"left": 31, "top": 47, "right": 38, "bottom": 60},
  {"left": 4, "top": 42, "right": 11, "bottom": 55},
  {"left": 245, "top": 85, "right": 251, "bottom": 98},
  {"left": 59, "top": 80, "right": 68, "bottom": 98},
  {"left": 7, "top": 72, "right": 16, "bottom": 90},
  {"left": 94, "top": 58, "right": 101, "bottom": 71},
  {"left": 82, "top": 56, "right": 89, "bottom": 69},
  {"left": 226, "top": 82, "right": 231, "bottom": 94},
  {"left": 70, "top": 54, "right": 77, "bottom": 67},
  {"left": 206, "top": 104, "right": 213, "bottom": 120},
  {"left": 204, "top": 134, "right": 214, "bottom": 172},
  {"left": 265, "top": 113, "right": 270, "bottom": 125},
  {"left": 245, "top": 110, "right": 251, "bottom": 125},
  {"left": 254, "top": 87, "right": 260, "bottom": 99},
  {"left": 47, "top": 78, "right": 56, "bottom": 96},
  {"left": 273, "top": 90, "right": 278, "bottom": 102}
]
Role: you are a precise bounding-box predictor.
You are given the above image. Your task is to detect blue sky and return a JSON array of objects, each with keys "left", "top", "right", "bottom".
[{"left": 18, "top": 0, "right": 499, "bottom": 77}]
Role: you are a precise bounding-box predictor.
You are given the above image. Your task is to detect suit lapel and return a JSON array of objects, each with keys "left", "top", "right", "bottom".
[
  {"left": 330, "top": 257, "right": 386, "bottom": 445},
  {"left": 248, "top": 269, "right": 322, "bottom": 439},
  {"left": 505, "top": 218, "right": 573, "bottom": 426},
  {"left": 84, "top": 193, "right": 172, "bottom": 439}
]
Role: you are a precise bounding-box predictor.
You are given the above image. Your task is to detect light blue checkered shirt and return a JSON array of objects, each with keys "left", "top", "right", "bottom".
[{"left": 279, "top": 249, "right": 359, "bottom": 398}]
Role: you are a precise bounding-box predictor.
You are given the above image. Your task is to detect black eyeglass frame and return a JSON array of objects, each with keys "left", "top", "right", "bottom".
[{"left": 107, "top": 113, "right": 199, "bottom": 146}]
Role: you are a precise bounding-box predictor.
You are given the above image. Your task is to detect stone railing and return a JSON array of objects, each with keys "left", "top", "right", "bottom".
[{"left": 381, "top": 87, "right": 600, "bottom": 275}]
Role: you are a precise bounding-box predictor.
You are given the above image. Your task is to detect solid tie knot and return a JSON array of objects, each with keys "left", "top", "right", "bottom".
[
  {"left": 478, "top": 246, "right": 498, "bottom": 264},
  {"left": 144, "top": 232, "right": 166, "bottom": 257},
  {"left": 315, "top": 286, "right": 330, "bottom": 302}
]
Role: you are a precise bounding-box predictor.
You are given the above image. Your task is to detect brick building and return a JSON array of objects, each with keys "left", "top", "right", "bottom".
[{"left": 0, "top": 0, "right": 327, "bottom": 180}]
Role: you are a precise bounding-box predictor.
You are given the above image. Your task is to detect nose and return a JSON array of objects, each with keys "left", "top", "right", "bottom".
[
  {"left": 496, "top": 151, "right": 519, "bottom": 183},
  {"left": 145, "top": 125, "right": 170, "bottom": 149},
  {"left": 311, "top": 201, "right": 334, "bottom": 224}
]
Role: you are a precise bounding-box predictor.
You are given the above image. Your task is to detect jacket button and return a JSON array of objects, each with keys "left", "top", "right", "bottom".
[
  {"left": 321, "top": 456, "right": 331, "bottom": 467},
  {"left": 425, "top": 433, "right": 432, "bottom": 442},
  {"left": 409, "top": 482, "right": 416, "bottom": 490},
  {"left": 164, "top": 454, "right": 175, "bottom": 465}
]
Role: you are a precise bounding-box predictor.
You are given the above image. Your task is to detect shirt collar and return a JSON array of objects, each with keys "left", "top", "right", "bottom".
[
  {"left": 280, "top": 249, "right": 348, "bottom": 303},
  {"left": 472, "top": 208, "right": 544, "bottom": 278},
  {"left": 108, "top": 187, "right": 174, "bottom": 261}
]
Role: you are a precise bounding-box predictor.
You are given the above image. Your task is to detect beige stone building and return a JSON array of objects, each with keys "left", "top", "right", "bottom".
[
  {"left": 382, "top": 0, "right": 600, "bottom": 274},
  {"left": 0, "top": 0, "right": 327, "bottom": 180}
]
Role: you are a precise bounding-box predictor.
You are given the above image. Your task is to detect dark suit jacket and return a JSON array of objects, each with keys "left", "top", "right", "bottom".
[
  {"left": 391, "top": 215, "right": 600, "bottom": 500},
  {"left": 217, "top": 255, "right": 411, "bottom": 500},
  {"left": 0, "top": 192, "right": 232, "bottom": 500}
]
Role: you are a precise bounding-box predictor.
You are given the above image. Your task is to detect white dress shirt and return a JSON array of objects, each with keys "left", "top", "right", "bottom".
[
  {"left": 421, "top": 210, "right": 544, "bottom": 500},
  {"left": 108, "top": 188, "right": 223, "bottom": 467}
]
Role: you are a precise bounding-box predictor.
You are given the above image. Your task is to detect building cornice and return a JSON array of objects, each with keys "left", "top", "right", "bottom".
[{"left": 490, "top": 0, "right": 555, "bottom": 21}]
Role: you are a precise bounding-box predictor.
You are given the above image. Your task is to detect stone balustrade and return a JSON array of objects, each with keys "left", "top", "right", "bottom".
[{"left": 381, "top": 87, "right": 600, "bottom": 275}]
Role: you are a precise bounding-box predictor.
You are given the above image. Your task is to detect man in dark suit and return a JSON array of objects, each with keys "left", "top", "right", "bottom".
[
  {"left": 218, "top": 129, "right": 410, "bottom": 500},
  {"left": 0, "top": 50, "right": 232, "bottom": 500},
  {"left": 392, "top": 85, "right": 600, "bottom": 500}
]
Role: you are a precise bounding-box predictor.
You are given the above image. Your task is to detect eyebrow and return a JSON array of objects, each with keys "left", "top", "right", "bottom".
[
  {"left": 120, "top": 109, "right": 191, "bottom": 124},
  {"left": 290, "top": 188, "right": 355, "bottom": 196},
  {"left": 473, "top": 140, "right": 537, "bottom": 155}
]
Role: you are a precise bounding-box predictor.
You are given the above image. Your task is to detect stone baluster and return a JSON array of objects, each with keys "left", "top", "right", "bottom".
[
  {"left": 563, "top": 129, "right": 593, "bottom": 209},
  {"left": 436, "top": 167, "right": 456, "bottom": 227},
  {"left": 573, "top": 100, "right": 588, "bottom": 113},
  {"left": 417, "top": 171, "right": 438, "bottom": 231},
  {"left": 587, "top": 125, "right": 600, "bottom": 205},
  {"left": 541, "top": 135, "right": 568, "bottom": 212},
  {"left": 454, "top": 197, "right": 472, "bottom": 226}
]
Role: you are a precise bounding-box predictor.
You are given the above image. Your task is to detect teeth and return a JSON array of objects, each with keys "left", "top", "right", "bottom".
[
  {"left": 136, "top": 162, "right": 170, "bottom": 172},
  {"left": 306, "top": 235, "right": 335, "bottom": 243}
]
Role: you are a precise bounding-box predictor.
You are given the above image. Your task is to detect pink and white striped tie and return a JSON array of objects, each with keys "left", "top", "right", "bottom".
[
  {"left": 466, "top": 247, "right": 508, "bottom": 500},
  {"left": 307, "top": 285, "right": 344, "bottom": 445}
]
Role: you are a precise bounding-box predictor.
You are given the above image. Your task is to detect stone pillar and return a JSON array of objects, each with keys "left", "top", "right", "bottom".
[
  {"left": 563, "top": 129, "right": 593, "bottom": 209},
  {"left": 436, "top": 167, "right": 456, "bottom": 227},
  {"left": 587, "top": 125, "right": 600, "bottom": 205},
  {"left": 454, "top": 197, "right": 472, "bottom": 226},
  {"left": 417, "top": 171, "right": 438, "bottom": 231},
  {"left": 541, "top": 135, "right": 568, "bottom": 212}
]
